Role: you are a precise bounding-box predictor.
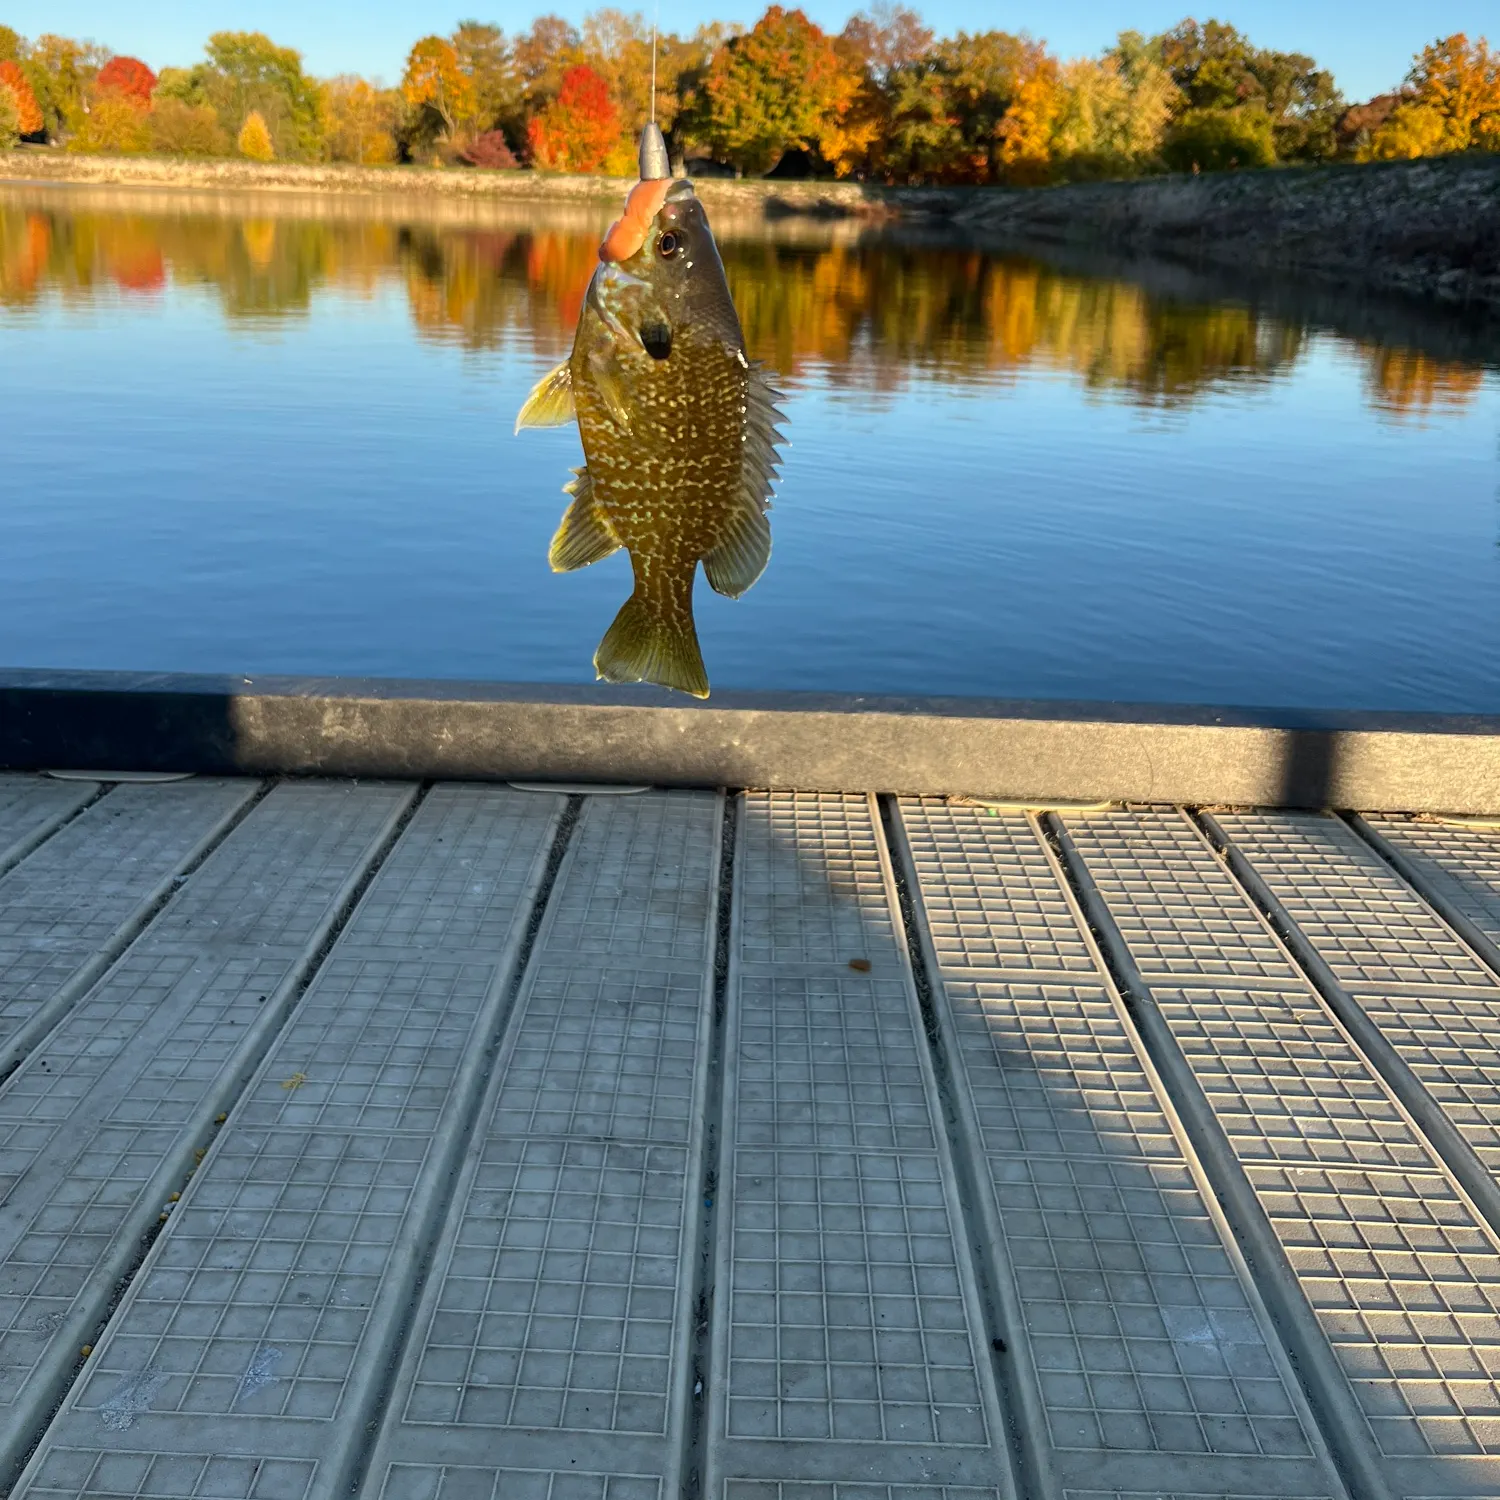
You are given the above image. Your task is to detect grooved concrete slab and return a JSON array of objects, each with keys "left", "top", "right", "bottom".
[{"left": 5, "top": 780, "right": 1500, "bottom": 1499}]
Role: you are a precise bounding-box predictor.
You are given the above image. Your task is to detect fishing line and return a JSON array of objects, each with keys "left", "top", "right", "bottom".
[{"left": 650, "top": 0, "right": 658, "bottom": 125}]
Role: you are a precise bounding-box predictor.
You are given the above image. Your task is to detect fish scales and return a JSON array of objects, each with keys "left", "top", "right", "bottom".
[{"left": 516, "top": 146, "right": 784, "bottom": 699}]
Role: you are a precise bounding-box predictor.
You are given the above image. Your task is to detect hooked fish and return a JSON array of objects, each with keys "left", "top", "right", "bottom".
[{"left": 515, "top": 122, "right": 785, "bottom": 698}]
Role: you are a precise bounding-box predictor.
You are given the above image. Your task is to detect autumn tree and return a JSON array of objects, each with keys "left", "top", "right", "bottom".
[
  {"left": 996, "top": 50, "right": 1063, "bottom": 182},
  {"left": 1365, "top": 34, "right": 1500, "bottom": 157},
  {"left": 324, "top": 76, "right": 398, "bottom": 164},
  {"left": 28, "top": 34, "right": 107, "bottom": 136},
  {"left": 698, "top": 7, "right": 863, "bottom": 176},
  {"left": 238, "top": 108, "right": 275, "bottom": 160},
  {"left": 149, "top": 98, "right": 229, "bottom": 156},
  {"left": 821, "top": 6, "right": 934, "bottom": 178},
  {"left": 402, "top": 36, "right": 475, "bottom": 143},
  {"left": 96, "top": 55, "right": 156, "bottom": 105},
  {"left": 158, "top": 32, "right": 322, "bottom": 160},
  {"left": 512, "top": 15, "right": 583, "bottom": 116},
  {"left": 1052, "top": 33, "right": 1179, "bottom": 176},
  {"left": 0, "top": 85, "right": 18, "bottom": 149},
  {"left": 68, "top": 90, "right": 152, "bottom": 153},
  {"left": 0, "top": 61, "right": 42, "bottom": 136},
  {"left": 527, "top": 62, "right": 619, "bottom": 171}
]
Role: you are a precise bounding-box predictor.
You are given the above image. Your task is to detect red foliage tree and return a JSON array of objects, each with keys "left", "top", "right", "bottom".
[
  {"left": 96, "top": 56, "right": 158, "bottom": 107},
  {"left": 0, "top": 61, "right": 42, "bottom": 136},
  {"left": 526, "top": 64, "right": 619, "bottom": 172}
]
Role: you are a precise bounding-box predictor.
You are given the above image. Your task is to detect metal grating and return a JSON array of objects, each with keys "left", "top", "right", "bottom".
[
  {"left": 1212, "top": 813, "right": 1496, "bottom": 991},
  {"left": 1061, "top": 812, "right": 1300, "bottom": 985},
  {"left": 3, "top": 781, "right": 418, "bottom": 1489},
  {"left": 359, "top": 791, "right": 719, "bottom": 1492},
  {"left": 0, "top": 779, "right": 256, "bottom": 1062},
  {"left": 899, "top": 802, "right": 1341, "bottom": 1499},
  {"left": 708, "top": 793, "right": 1015, "bottom": 1494}
]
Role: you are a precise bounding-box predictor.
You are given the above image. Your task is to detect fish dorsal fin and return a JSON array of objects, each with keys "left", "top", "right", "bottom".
[
  {"left": 514, "top": 360, "right": 575, "bottom": 433},
  {"left": 550, "top": 467, "right": 622, "bottom": 573},
  {"left": 704, "top": 357, "right": 785, "bottom": 598}
]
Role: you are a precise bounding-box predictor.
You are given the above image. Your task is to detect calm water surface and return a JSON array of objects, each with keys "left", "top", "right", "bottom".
[{"left": 3, "top": 184, "right": 1498, "bottom": 710}]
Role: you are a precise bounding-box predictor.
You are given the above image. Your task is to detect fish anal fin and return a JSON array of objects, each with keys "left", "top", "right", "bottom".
[
  {"left": 514, "top": 361, "right": 575, "bottom": 433},
  {"left": 550, "top": 468, "right": 621, "bottom": 573},
  {"left": 703, "top": 502, "right": 771, "bottom": 598},
  {"left": 595, "top": 590, "right": 710, "bottom": 699}
]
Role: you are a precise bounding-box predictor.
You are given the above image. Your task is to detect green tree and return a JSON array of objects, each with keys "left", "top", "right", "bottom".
[
  {"left": 699, "top": 6, "right": 862, "bottom": 175},
  {"left": 452, "top": 20, "right": 517, "bottom": 133},
  {"left": 1161, "top": 104, "right": 1276, "bottom": 171},
  {"left": 0, "top": 27, "right": 20, "bottom": 63},
  {"left": 162, "top": 32, "right": 323, "bottom": 160},
  {"left": 28, "top": 34, "right": 106, "bottom": 136},
  {"left": 1150, "top": 19, "right": 1342, "bottom": 162}
]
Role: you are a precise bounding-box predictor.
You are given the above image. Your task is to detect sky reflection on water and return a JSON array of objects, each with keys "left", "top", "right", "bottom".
[{"left": 2, "top": 186, "right": 1497, "bottom": 711}]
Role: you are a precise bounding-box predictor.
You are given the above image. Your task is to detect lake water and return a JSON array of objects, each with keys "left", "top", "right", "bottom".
[{"left": 2, "top": 182, "right": 1497, "bottom": 711}]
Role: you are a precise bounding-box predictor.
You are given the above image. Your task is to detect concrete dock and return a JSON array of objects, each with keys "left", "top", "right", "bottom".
[{"left": 0, "top": 772, "right": 1495, "bottom": 1498}]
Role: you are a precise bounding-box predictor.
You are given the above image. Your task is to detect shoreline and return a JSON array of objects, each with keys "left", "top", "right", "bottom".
[{"left": 6, "top": 149, "right": 1499, "bottom": 315}]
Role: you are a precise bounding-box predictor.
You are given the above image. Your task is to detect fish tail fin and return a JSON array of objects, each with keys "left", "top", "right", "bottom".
[{"left": 595, "top": 582, "right": 710, "bottom": 699}]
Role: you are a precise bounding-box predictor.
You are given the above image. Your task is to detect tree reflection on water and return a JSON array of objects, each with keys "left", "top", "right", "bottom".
[{"left": 0, "top": 195, "right": 1487, "bottom": 421}]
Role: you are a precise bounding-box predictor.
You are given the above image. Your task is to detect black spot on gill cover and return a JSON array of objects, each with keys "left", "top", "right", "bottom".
[{"left": 641, "top": 322, "right": 672, "bottom": 361}]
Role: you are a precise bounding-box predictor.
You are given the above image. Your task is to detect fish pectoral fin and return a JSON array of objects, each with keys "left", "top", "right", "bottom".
[
  {"left": 703, "top": 501, "right": 772, "bottom": 599},
  {"left": 550, "top": 468, "right": 621, "bottom": 573},
  {"left": 514, "top": 361, "right": 575, "bottom": 433},
  {"left": 595, "top": 590, "right": 710, "bottom": 699},
  {"left": 588, "top": 348, "right": 634, "bottom": 431}
]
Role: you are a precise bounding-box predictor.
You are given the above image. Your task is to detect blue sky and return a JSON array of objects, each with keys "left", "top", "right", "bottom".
[{"left": 3, "top": 0, "right": 1486, "bottom": 103}]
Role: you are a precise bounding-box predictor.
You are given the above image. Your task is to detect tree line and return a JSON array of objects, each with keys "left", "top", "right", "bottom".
[{"left": 0, "top": 10, "right": 1496, "bottom": 183}]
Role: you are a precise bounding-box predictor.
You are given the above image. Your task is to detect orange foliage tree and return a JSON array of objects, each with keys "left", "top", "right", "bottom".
[
  {"left": 95, "top": 55, "right": 157, "bottom": 105},
  {"left": 527, "top": 64, "right": 619, "bottom": 171},
  {"left": 0, "top": 60, "right": 42, "bottom": 136},
  {"left": 401, "top": 36, "right": 475, "bottom": 139},
  {"left": 699, "top": 6, "right": 863, "bottom": 175},
  {"left": 997, "top": 53, "right": 1063, "bottom": 183},
  {"left": 1366, "top": 33, "right": 1500, "bottom": 157}
]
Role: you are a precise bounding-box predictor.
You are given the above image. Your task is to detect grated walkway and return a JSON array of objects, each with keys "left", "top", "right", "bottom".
[{"left": 0, "top": 776, "right": 1494, "bottom": 1498}]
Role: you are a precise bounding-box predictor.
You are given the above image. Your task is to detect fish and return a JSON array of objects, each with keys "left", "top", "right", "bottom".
[{"left": 515, "top": 122, "right": 785, "bottom": 699}]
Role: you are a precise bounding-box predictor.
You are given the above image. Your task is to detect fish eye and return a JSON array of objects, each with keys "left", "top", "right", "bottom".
[{"left": 657, "top": 230, "right": 681, "bottom": 259}]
